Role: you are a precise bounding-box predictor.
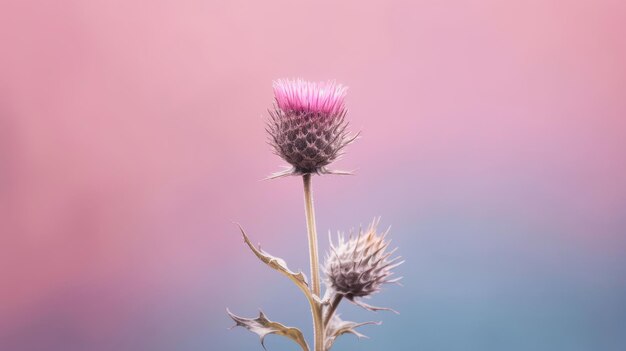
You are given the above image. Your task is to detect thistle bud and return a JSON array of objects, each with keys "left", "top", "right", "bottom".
[
  {"left": 324, "top": 220, "right": 403, "bottom": 301},
  {"left": 267, "top": 79, "right": 356, "bottom": 178}
]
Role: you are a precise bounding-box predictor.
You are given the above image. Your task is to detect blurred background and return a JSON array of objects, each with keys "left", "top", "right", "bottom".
[{"left": 1, "top": 1, "right": 625, "bottom": 350}]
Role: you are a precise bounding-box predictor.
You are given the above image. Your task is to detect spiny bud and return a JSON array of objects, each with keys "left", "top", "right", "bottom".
[
  {"left": 324, "top": 219, "right": 403, "bottom": 300},
  {"left": 266, "top": 79, "right": 357, "bottom": 178}
]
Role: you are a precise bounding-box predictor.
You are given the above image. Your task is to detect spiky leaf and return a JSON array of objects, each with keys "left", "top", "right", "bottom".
[
  {"left": 325, "top": 315, "right": 381, "bottom": 349},
  {"left": 237, "top": 224, "right": 312, "bottom": 300},
  {"left": 227, "top": 309, "right": 309, "bottom": 351},
  {"left": 348, "top": 298, "right": 399, "bottom": 314}
]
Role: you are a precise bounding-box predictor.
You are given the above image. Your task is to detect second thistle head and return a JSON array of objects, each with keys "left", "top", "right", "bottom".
[
  {"left": 266, "top": 78, "right": 357, "bottom": 178},
  {"left": 324, "top": 220, "right": 403, "bottom": 300}
]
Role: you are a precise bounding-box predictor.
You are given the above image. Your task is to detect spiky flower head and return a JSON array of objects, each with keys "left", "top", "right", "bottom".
[
  {"left": 267, "top": 78, "right": 357, "bottom": 178},
  {"left": 324, "top": 220, "right": 403, "bottom": 302}
]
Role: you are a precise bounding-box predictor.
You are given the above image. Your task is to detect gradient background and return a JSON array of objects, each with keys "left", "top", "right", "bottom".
[{"left": 2, "top": 1, "right": 626, "bottom": 350}]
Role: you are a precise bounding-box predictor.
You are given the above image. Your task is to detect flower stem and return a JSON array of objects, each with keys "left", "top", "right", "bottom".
[
  {"left": 323, "top": 294, "right": 343, "bottom": 326},
  {"left": 302, "top": 173, "right": 324, "bottom": 351},
  {"left": 303, "top": 174, "right": 321, "bottom": 296}
]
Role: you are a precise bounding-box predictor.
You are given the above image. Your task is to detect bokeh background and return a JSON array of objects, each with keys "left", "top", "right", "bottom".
[{"left": 2, "top": 1, "right": 626, "bottom": 350}]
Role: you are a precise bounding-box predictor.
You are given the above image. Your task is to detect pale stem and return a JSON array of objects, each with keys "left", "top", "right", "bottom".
[
  {"left": 302, "top": 173, "right": 324, "bottom": 351},
  {"left": 303, "top": 174, "right": 321, "bottom": 296},
  {"left": 323, "top": 294, "right": 343, "bottom": 327}
]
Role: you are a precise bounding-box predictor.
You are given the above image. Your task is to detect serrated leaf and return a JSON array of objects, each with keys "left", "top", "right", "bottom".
[
  {"left": 349, "top": 298, "right": 399, "bottom": 314},
  {"left": 237, "top": 224, "right": 313, "bottom": 300},
  {"left": 227, "top": 309, "right": 309, "bottom": 351},
  {"left": 325, "top": 314, "right": 381, "bottom": 349}
]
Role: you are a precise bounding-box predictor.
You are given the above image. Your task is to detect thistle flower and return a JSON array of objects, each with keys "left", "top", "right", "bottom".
[
  {"left": 267, "top": 79, "right": 357, "bottom": 178},
  {"left": 230, "top": 79, "right": 403, "bottom": 351},
  {"left": 324, "top": 220, "right": 403, "bottom": 307}
]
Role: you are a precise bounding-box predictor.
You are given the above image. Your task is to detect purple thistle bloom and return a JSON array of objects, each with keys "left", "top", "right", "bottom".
[
  {"left": 273, "top": 79, "right": 347, "bottom": 116},
  {"left": 267, "top": 79, "right": 357, "bottom": 178}
]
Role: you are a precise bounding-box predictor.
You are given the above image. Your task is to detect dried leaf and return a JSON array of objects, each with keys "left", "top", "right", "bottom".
[
  {"left": 349, "top": 298, "right": 399, "bottom": 314},
  {"left": 325, "top": 315, "right": 381, "bottom": 349},
  {"left": 264, "top": 166, "right": 296, "bottom": 180},
  {"left": 237, "top": 224, "right": 312, "bottom": 299},
  {"left": 227, "top": 309, "right": 309, "bottom": 351}
]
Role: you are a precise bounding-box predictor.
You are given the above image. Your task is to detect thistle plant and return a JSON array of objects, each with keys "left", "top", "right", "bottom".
[{"left": 228, "top": 79, "right": 403, "bottom": 351}]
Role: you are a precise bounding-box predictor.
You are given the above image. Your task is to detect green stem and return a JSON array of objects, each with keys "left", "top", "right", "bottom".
[{"left": 302, "top": 174, "right": 324, "bottom": 351}]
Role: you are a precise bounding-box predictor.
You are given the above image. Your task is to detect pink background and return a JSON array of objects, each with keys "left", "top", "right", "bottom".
[{"left": 2, "top": 1, "right": 625, "bottom": 350}]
